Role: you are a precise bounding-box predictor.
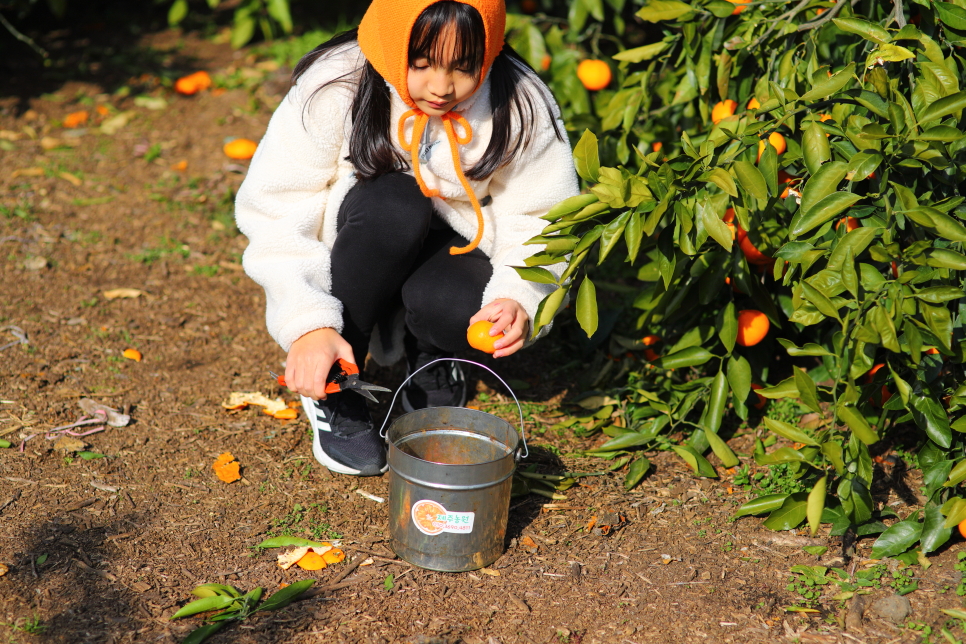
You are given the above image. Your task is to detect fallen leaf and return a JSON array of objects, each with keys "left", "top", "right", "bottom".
[
  {"left": 133, "top": 96, "right": 167, "bottom": 111},
  {"left": 10, "top": 167, "right": 44, "bottom": 179},
  {"left": 480, "top": 567, "right": 500, "bottom": 577},
  {"left": 63, "top": 111, "right": 89, "bottom": 128},
  {"left": 0, "top": 130, "right": 21, "bottom": 141},
  {"left": 100, "top": 112, "right": 133, "bottom": 135},
  {"left": 102, "top": 288, "right": 144, "bottom": 300},
  {"left": 519, "top": 536, "right": 539, "bottom": 554},
  {"left": 122, "top": 348, "right": 142, "bottom": 362},
  {"left": 23, "top": 257, "right": 48, "bottom": 271},
  {"left": 54, "top": 436, "right": 86, "bottom": 453},
  {"left": 59, "top": 172, "right": 83, "bottom": 187},
  {"left": 213, "top": 452, "right": 241, "bottom": 483},
  {"left": 222, "top": 391, "right": 287, "bottom": 415},
  {"left": 78, "top": 399, "right": 130, "bottom": 427},
  {"left": 0, "top": 563, "right": 8, "bottom": 577}
]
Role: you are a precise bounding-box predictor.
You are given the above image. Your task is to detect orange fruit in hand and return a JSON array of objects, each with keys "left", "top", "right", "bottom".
[
  {"left": 746, "top": 97, "right": 761, "bottom": 110},
  {"left": 736, "top": 310, "right": 769, "bottom": 347},
  {"left": 577, "top": 60, "right": 612, "bottom": 91},
  {"left": 711, "top": 99, "right": 737, "bottom": 124},
  {"left": 467, "top": 320, "right": 504, "bottom": 354},
  {"left": 224, "top": 138, "right": 258, "bottom": 160},
  {"left": 726, "top": 0, "right": 750, "bottom": 14}
]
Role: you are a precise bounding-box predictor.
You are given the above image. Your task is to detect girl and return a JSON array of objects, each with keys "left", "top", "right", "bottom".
[{"left": 235, "top": 0, "right": 578, "bottom": 476}]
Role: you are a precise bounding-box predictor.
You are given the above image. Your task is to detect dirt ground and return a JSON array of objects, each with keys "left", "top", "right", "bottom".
[{"left": 3, "top": 24, "right": 966, "bottom": 644}]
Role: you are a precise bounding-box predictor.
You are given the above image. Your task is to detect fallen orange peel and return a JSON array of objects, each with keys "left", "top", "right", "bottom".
[
  {"left": 122, "top": 348, "right": 142, "bottom": 362},
  {"left": 213, "top": 452, "right": 242, "bottom": 483},
  {"left": 222, "top": 391, "right": 291, "bottom": 418},
  {"left": 277, "top": 544, "right": 345, "bottom": 570}
]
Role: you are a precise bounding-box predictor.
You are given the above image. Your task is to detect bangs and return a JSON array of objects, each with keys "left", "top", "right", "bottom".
[{"left": 409, "top": 1, "right": 486, "bottom": 73}]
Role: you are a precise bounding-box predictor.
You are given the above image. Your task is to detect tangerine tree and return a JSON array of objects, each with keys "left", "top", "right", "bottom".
[{"left": 510, "top": 0, "right": 966, "bottom": 557}]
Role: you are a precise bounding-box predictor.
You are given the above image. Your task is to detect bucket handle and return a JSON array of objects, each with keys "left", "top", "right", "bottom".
[{"left": 378, "top": 358, "right": 529, "bottom": 460}]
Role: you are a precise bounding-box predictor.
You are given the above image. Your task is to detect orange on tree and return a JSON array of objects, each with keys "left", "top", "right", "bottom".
[
  {"left": 711, "top": 99, "right": 737, "bottom": 124},
  {"left": 224, "top": 138, "right": 258, "bottom": 160},
  {"left": 577, "top": 60, "right": 612, "bottom": 91},
  {"left": 836, "top": 216, "right": 859, "bottom": 232},
  {"left": 757, "top": 131, "right": 786, "bottom": 161},
  {"left": 960, "top": 519, "right": 966, "bottom": 540},
  {"left": 865, "top": 363, "right": 892, "bottom": 405},
  {"left": 540, "top": 54, "right": 551, "bottom": 71},
  {"left": 725, "top": 0, "right": 750, "bottom": 14},
  {"left": 777, "top": 170, "right": 796, "bottom": 199},
  {"left": 642, "top": 334, "right": 661, "bottom": 346},
  {"left": 739, "top": 234, "right": 771, "bottom": 265},
  {"left": 750, "top": 384, "right": 767, "bottom": 409},
  {"left": 736, "top": 310, "right": 769, "bottom": 347},
  {"left": 467, "top": 320, "right": 504, "bottom": 353},
  {"left": 746, "top": 97, "right": 761, "bottom": 110},
  {"left": 652, "top": 141, "right": 663, "bottom": 153}
]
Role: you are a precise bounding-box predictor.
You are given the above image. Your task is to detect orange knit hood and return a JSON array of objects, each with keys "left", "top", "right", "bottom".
[{"left": 358, "top": 0, "right": 506, "bottom": 255}]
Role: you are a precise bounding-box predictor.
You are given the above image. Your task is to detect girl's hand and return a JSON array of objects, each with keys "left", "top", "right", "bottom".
[
  {"left": 469, "top": 299, "right": 529, "bottom": 358},
  {"left": 284, "top": 328, "right": 356, "bottom": 400}
]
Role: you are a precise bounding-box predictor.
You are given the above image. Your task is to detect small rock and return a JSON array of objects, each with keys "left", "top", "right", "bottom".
[
  {"left": 869, "top": 594, "right": 911, "bottom": 624},
  {"left": 23, "top": 256, "right": 48, "bottom": 271}
]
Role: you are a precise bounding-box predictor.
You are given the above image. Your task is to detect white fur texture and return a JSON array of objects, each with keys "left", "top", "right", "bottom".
[{"left": 235, "top": 43, "right": 578, "bottom": 353}]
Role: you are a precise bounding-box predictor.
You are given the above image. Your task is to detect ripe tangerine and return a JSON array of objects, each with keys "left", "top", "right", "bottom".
[
  {"left": 467, "top": 320, "right": 504, "bottom": 354},
  {"left": 577, "top": 60, "right": 612, "bottom": 91},
  {"left": 711, "top": 99, "right": 737, "bottom": 124},
  {"left": 746, "top": 97, "right": 761, "bottom": 110},
  {"left": 750, "top": 383, "right": 767, "bottom": 409},
  {"left": 739, "top": 235, "right": 771, "bottom": 265},
  {"left": 757, "top": 132, "right": 787, "bottom": 161},
  {"left": 736, "top": 310, "right": 769, "bottom": 347},
  {"left": 836, "top": 216, "right": 859, "bottom": 232},
  {"left": 725, "top": 0, "right": 750, "bottom": 14}
]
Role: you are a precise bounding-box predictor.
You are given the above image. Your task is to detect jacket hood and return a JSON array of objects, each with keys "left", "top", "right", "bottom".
[{"left": 358, "top": 0, "right": 506, "bottom": 108}]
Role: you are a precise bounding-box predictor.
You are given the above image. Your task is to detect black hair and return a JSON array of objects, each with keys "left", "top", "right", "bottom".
[{"left": 292, "top": 1, "right": 564, "bottom": 182}]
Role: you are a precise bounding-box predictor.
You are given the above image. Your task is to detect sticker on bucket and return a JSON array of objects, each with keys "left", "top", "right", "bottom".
[{"left": 411, "top": 499, "right": 475, "bottom": 536}]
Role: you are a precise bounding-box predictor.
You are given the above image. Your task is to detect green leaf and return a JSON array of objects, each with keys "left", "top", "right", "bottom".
[
  {"left": 76, "top": 451, "right": 105, "bottom": 460},
  {"left": 635, "top": 0, "right": 694, "bottom": 22},
  {"left": 803, "top": 121, "right": 831, "bottom": 175},
  {"left": 702, "top": 167, "right": 738, "bottom": 198},
  {"left": 266, "top": 0, "right": 293, "bottom": 33},
  {"left": 170, "top": 595, "right": 235, "bottom": 620},
  {"left": 192, "top": 584, "right": 241, "bottom": 599},
  {"left": 704, "top": 425, "right": 739, "bottom": 468},
  {"left": 576, "top": 277, "right": 599, "bottom": 338},
  {"left": 732, "top": 161, "right": 767, "bottom": 202},
  {"left": 181, "top": 622, "right": 228, "bottom": 644},
  {"left": 573, "top": 130, "right": 601, "bottom": 182},
  {"left": 255, "top": 537, "right": 328, "bottom": 550},
  {"left": 871, "top": 513, "right": 923, "bottom": 558},
  {"left": 231, "top": 15, "right": 257, "bottom": 49},
  {"left": 705, "top": 370, "right": 729, "bottom": 435},
  {"left": 798, "top": 161, "right": 847, "bottom": 221},
  {"left": 513, "top": 266, "right": 558, "bottom": 285},
  {"left": 914, "top": 286, "right": 966, "bottom": 304},
  {"left": 544, "top": 194, "right": 599, "bottom": 221},
  {"left": 793, "top": 369, "right": 822, "bottom": 414},
  {"left": 624, "top": 457, "right": 651, "bottom": 490},
  {"left": 918, "top": 90, "right": 966, "bottom": 125},
  {"left": 756, "top": 376, "right": 799, "bottom": 399},
  {"left": 921, "top": 503, "right": 952, "bottom": 554},
  {"left": 917, "top": 125, "right": 964, "bottom": 142},
  {"left": 755, "top": 447, "right": 812, "bottom": 465},
  {"left": 791, "top": 192, "right": 863, "bottom": 238},
  {"left": 717, "top": 301, "right": 737, "bottom": 354},
  {"left": 699, "top": 200, "right": 733, "bottom": 252},
  {"left": 589, "top": 431, "right": 654, "bottom": 451},
  {"left": 531, "top": 286, "right": 568, "bottom": 338},
  {"left": 836, "top": 405, "right": 878, "bottom": 445},
  {"left": 941, "top": 497, "right": 966, "bottom": 526},
  {"left": 383, "top": 574, "right": 394, "bottom": 591},
  {"left": 168, "top": 0, "right": 189, "bottom": 26},
  {"left": 762, "top": 493, "right": 808, "bottom": 531},
  {"left": 806, "top": 476, "right": 827, "bottom": 537},
  {"left": 671, "top": 445, "right": 718, "bottom": 478},
  {"left": 831, "top": 18, "right": 892, "bottom": 44},
  {"left": 726, "top": 354, "right": 751, "bottom": 403},
  {"left": 763, "top": 417, "right": 818, "bottom": 446},
  {"left": 0, "top": 440, "right": 11, "bottom": 448},
  {"left": 935, "top": 2, "right": 966, "bottom": 31},
  {"left": 801, "top": 282, "right": 841, "bottom": 321},
  {"left": 799, "top": 63, "right": 856, "bottom": 103},
  {"left": 777, "top": 338, "right": 833, "bottom": 357},
  {"left": 613, "top": 42, "right": 668, "bottom": 62},
  {"left": 657, "top": 346, "right": 713, "bottom": 369},
  {"left": 256, "top": 579, "right": 315, "bottom": 613},
  {"left": 911, "top": 392, "right": 952, "bottom": 448},
  {"left": 734, "top": 493, "right": 788, "bottom": 518}
]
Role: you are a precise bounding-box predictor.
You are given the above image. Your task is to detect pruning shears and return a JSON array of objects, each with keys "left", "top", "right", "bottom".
[{"left": 269, "top": 359, "right": 392, "bottom": 402}]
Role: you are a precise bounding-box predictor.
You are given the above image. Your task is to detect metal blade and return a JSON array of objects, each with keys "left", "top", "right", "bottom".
[
  {"left": 352, "top": 387, "right": 380, "bottom": 403},
  {"left": 360, "top": 384, "right": 392, "bottom": 393}
]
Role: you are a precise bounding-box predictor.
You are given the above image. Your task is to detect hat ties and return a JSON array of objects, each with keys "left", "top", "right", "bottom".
[{"left": 399, "top": 109, "right": 485, "bottom": 256}]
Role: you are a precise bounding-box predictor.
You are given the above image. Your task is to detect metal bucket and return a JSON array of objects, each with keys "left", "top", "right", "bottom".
[{"left": 380, "top": 359, "right": 526, "bottom": 572}]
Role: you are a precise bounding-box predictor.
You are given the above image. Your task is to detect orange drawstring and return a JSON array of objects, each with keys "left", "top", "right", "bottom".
[{"left": 398, "top": 109, "right": 485, "bottom": 256}]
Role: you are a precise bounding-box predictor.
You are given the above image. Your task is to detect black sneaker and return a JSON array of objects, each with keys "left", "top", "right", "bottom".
[
  {"left": 401, "top": 351, "right": 468, "bottom": 412},
  {"left": 300, "top": 392, "right": 387, "bottom": 476}
]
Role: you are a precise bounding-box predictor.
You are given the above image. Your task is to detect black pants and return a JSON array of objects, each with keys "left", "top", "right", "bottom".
[{"left": 331, "top": 172, "right": 492, "bottom": 362}]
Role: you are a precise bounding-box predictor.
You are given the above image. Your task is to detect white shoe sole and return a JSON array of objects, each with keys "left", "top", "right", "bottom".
[{"left": 300, "top": 395, "right": 387, "bottom": 476}]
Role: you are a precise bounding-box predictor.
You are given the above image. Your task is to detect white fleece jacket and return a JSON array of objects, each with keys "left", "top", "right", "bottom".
[{"left": 235, "top": 42, "right": 579, "bottom": 356}]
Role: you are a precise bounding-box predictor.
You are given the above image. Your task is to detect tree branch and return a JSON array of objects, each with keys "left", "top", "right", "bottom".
[
  {"left": 796, "top": 0, "right": 848, "bottom": 31},
  {"left": 892, "top": 0, "right": 907, "bottom": 28},
  {"left": 0, "top": 10, "right": 48, "bottom": 59},
  {"left": 748, "top": 0, "right": 811, "bottom": 50}
]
